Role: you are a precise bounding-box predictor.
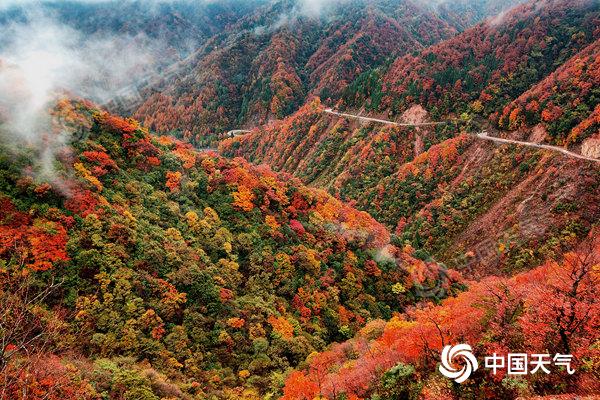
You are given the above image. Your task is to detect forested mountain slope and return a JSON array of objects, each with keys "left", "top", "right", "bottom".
[
  {"left": 0, "top": 101, "right": 459, "bottom": 399},
  {"left": 132, "top": 0, "right": 455, "bottom": 142},
  {"left": 0, "top": 0, "right": 267, "bottom": 59},
  {"left": 221, "top": 98, "right": 600, "bottom": 277},
  {"left": 281, "top": 232, "right": 600, "bottom": 399},
  {"left": 130, "top": 0, "right": 524, "bottom": 142},
  {"left": 498, "top": 37, "right": 600, "bottom": 152},
  {"left": 0, "top": 1, "right": 598, "bottom": 399},
  {"left": 426, "top": 0, "right": 527, "bottom": 30},
  {"left": 221, "top": 0, "right": 600, "bottom": 277},
  {"left": 216, "top": 1, "right": 600, "bottom": 398},
  {"left": 343, "top": 0, "right": 600, "bottom": 147}
]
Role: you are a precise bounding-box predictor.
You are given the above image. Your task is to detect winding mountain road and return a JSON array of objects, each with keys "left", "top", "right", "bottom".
[
  {"left": 323, "top": 108, "right": 447, "bottom": 127},
  {"left": 221, "top": 108, "right": 599, "bottom": 163},
  {"left": 475, "top": 131, "right": 600, "bottom": 162},
  {"left": 323, "top": 108, "right": 600, "bottom": 163}
]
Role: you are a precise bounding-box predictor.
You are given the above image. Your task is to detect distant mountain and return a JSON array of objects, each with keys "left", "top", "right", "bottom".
[
  {"left": 358, "top": 0, "right": 599, "bottom": 128},
  {"left": 498, "top": 37, "right": 600, "bottom": 150},
  {"left": 130, "top": 0, "right": 525, "bottom": 141},
  {"left": 424, "top": 0, "right": 528, "bottom": 30},
  {"left": 0, "top": 0, "right": 268, "bottom": 69}
]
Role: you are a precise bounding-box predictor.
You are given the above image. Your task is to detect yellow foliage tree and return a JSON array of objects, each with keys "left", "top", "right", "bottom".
[{"left": 233, "top": 185, "right": 255, "bottom": 212}]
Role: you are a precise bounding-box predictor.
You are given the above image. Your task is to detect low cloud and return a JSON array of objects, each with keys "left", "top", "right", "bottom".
[
  {"left": 253, "top": 0, "right": 350, "bottom": 35},
  {"left": 0, "top": 8, "right": 168, "bottom": 184},
  {"left": 293, "top": 0, "right": 353, "bottom": 19},
  {"left": 0, "top": 0, "right": 164, "bottom": 10},
  {"left": 0, "top": 0, "right": 226, "bottom": 12},
  {"left": 298, "top": 0, "right": 347, "bottom": 18}
]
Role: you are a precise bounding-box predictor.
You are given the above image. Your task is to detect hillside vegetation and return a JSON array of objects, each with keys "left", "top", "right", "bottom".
[
  {"left": 221, "top": 0, "right": 600, "bottom": 277},
  {"left": 0, "top": 0, "right": 598, "bottom": 399},
  {"left": 0, "top": 101, "right": 459, "bottom": 399},
  {"left": 131, "top": 0, "right": 524, "bottom": 143}
]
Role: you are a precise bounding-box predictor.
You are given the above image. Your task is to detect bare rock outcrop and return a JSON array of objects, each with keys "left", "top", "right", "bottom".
[
  {"left": 528, "top": 124, "right": 547, "bottom": 143},
  {"left": 402, "top": 105, "right": 428, "bottom": 156},
  {"left": 581, "top": 137, "right": 600, "bottom": 158}
]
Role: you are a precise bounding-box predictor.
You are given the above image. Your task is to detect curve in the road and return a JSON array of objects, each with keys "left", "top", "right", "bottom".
[{"left": 323, "top": 108, "right": 600, "bottom": 163}]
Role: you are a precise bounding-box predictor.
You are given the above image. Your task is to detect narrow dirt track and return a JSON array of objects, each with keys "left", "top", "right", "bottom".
[
  {"left": 323, "top": 108, "right": 447, "bottom": 127},
  {"left": 323, "top": 108, "right": 600, "bottom": 163},
  {"left": 475, "top": 131, "right": 600, "bottom": 162}
]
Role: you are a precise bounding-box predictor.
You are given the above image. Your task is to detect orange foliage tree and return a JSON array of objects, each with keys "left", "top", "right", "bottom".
[{"left": 282, "top": 236, "right": 600, "bottom": 399}]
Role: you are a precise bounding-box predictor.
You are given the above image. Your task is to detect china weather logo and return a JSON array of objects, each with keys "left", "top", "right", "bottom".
[{"left": 439, "top": 344, "right": 479, "bottom": 383}]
